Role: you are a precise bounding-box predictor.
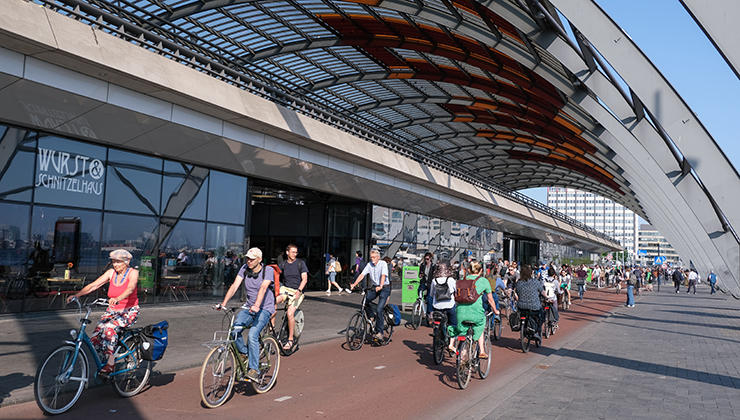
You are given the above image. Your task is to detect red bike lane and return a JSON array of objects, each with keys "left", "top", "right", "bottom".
[{"left": 3, "top": 289, "right": 625, "bottom": 420}]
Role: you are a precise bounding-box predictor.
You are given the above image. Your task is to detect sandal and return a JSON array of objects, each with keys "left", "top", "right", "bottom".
[
  {"left": 100, "top": 363, "right": 115, "bottom": 375},
  {"left": 479, "top": 352, "right": 489, "bottom": 359},
  {"left": 283, "top": 339, "right": 294, "bottom": 350}
]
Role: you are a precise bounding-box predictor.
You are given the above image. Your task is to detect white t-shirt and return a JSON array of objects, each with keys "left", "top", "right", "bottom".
[
  {"left": 361, "top": 260, "right": 389, "bottom": 286},
  {"left": 431, "top": 276, "right": 456, "bottom": 310}
]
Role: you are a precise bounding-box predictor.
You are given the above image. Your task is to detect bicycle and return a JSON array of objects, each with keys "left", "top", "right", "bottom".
[
  {"left": 517, "top": 308, "right": 541, "bottom": 353},
  {"left": 345, "top": 288, "right": 394, "bottom": 350},
  {"left": 558, "top": 286, "right": 570, "bottom": 310},
  {"left": 431, "top": 311, "right": 451, "bottom": 365},
  {"left": 491, "top": 291, "right": 510, "bottom": 341},
  {"left": 267, "top": 300, "right": 304, "bottom": 356},
  {"left": 542, "top": 298, "right": 557, "bottom": 339},
  {"left": 200, "top": 305, "right": 280, "bottom": 408},
  {"left": 455, "top": 312, "right": 492, "bottom": 389},
  {"left": 34, "top": 297, "right": 152, "bottom": 415},
  {"left": 410, "top": 280, "right": 427, "bottom": 329}
]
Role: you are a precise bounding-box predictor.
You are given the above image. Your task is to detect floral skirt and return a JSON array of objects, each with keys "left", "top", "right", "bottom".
[{"left": 90, "top": 306, "right": 140, "bottom": 357}]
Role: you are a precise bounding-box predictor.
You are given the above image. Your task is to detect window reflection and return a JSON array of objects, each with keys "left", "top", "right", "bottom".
[
  {"left": 162, "top": 161, "right": 208, "bottom": 220},
  {"left": 208, "top": 171, "right": 246, "bottom": 224},
  {"left": 0, "top": 128, "right": 36, "bottom": 201},
  {"left": 158, "top": 219, "right": 205, "bottom": 303},
  {"left": 105, "top": 150, "right": 163, "bottom": 216},
  {"left": 205, "top": 223, "right": 245, "bottom": 296},
  {"left": 0, "top": 202, "right": 31, "bottom": 275}
]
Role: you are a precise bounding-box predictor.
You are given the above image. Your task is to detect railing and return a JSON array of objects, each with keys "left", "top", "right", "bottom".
[{"left": 36, "top": 0, "right": 620, "bottom": 246}]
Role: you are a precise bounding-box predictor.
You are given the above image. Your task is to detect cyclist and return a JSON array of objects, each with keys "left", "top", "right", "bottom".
[
  {"left": 66, "top": 249, "right": 140, "bottom": 376},
  {"left": 349, "top": 249, "right": 389, "bottom": 341},
  {"left": 513, "top": 265, "right": 549, "bottom": 341},
  {"left": 275, "top": 244, "right": 308, "bottom": 351},
  {"left": 430, "top": 260, "right": 457, "bottom": 353},
  {"left": 559, "top": 268, "right": 571, "bottom": 306},
  {"left": 454, "top": 261, "right": 499, "bottom": 359},
  {"left": 541, "top": 267, "right": 560, "bottom": 328},
  {"left": 217, "top": 247, "right": 275, "bottom": 382}
]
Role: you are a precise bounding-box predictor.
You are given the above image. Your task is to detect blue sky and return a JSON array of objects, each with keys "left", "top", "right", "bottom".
[{"left": 520, "top": 0, "right": 740, "bottom": 205}]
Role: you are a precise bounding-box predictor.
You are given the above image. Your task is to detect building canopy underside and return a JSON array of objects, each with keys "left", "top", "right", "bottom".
[{"left": 14, "top": 0, "right": 740, "bottom": 297}]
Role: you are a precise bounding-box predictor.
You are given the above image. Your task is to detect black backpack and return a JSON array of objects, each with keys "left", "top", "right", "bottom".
[{"left": 434, "top": 278, "right": 453, "bottom": 301}]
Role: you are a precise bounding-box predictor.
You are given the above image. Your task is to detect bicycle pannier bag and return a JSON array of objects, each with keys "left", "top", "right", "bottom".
[
  {"left": 509, "top": 311, "right": 521, "bottom": 331},
  {"left": 434, "top": 278, "right": 453, "bottom": 302},
  {"left": 140, "top": 320, "right": 169, "bottom": 361},
  {"left": 454, "top": 275, "right": 481, "bottom": 304},
  {"left": 385, "top": 304, "right": 402, "bottom": 326}
]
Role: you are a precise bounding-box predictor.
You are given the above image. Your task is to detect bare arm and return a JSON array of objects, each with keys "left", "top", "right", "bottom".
[{"left": 68, "top": 269, "right": 113, "bottom": 303}]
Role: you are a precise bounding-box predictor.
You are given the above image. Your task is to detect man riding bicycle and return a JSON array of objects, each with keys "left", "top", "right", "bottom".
[
  {"left": 350, "top": 249, "right": 389, "bottom": 341},
  {"left": 275, "top": 244, "right": 308, "bottom": 351},
  {"left": 217, "top": 247, "right": 275, "bottom": 382}
]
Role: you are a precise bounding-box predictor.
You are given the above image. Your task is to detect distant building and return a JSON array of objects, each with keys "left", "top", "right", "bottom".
[
  {"left": 638, "top": 224, "right": 679, "bottom": 265},
  {"left": 547, "top": 187, "right": 638, "bottom": 260}
]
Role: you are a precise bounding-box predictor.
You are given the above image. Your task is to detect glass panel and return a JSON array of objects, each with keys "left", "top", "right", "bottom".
[
  {"left": 29, "top": 206, "right": 101, "bottom": 311},
  {"left": 158, "top": 220, "right": 205, "bottom": 303},
  {"left": 269, "top": 205, "right": 308, "bottom": 236},
  {"left": 105, "top": 150, "right": 163, "bottom": 215},
  {"left": 162, "top": 161, "right": 208, "bottom": 220},
  {"left": 34, "top": 135, "right": 107, "bottom": 209},
  {"left": 208, "top": 171, "right": 247, "bottom": 224},
  {"left": 328, "top": 204, "right": 350, "bottom": 238},
  {"left": 101, "top": 213, "right": 159, "bottom": 263},
  {"left": 250, "top": 203, "right": 269, "bottom": 236},
  {"left": 308, "top": 204, "right": 324, "bottom": 237},
  {"left": 205, "top": 223, "right": 245, "bottom": 297},
  {"left": 0, "top": 202, "right": 30, "bottom": 274},
  {"left": 0, "top": 127, "right": 36, "bottom": 201}
]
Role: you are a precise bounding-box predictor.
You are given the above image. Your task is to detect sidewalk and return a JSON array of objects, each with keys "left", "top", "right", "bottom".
[
  {"left": 455, "top": 283, "right": 740, "bottom": 420},
  {"left": 0, "top": 287, "right": 404, "bottom": 407}
]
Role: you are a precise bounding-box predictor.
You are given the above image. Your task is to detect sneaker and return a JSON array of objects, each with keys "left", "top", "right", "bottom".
[
  {"left": 345, "top": 288, "right": 352, "bottom": 294},
  {"left": 246, "top": 369, "right": 260, "bottom": 382},
  {"left": 326, "top": 290, "right": 331, "bottom": 296},
  {"left": 337, "top": 289, "right": 343, "bottom": 295},
  {"left": 374, "top": 332, "right": 384, "bottom": 341}
]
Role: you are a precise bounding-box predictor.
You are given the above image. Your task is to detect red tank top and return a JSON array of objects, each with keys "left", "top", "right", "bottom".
[{"left": 108, "top": 267, "right": 139, "bottom": 310}]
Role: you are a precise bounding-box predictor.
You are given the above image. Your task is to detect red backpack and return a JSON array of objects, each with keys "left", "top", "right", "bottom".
[{"left": 455, "top": 274, "right": 482, "bottom": 304}]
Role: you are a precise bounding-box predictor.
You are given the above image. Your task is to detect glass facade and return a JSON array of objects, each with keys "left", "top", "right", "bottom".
[{"left": 0, "top": 122, "right": 247, "bottom": 313}]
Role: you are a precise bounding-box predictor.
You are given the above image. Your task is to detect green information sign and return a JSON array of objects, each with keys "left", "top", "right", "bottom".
[
  {"left": 402, "top": 266, "right": 420, "bottom": 304},
  {"left": 139, "top": 256, "right": 155, "bottom": 289}
]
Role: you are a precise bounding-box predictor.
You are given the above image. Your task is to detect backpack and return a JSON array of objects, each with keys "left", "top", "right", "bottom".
[
  {"left": 455, "top": 275, "right": 482, "bottom": 304},
  {"left": 434, "top": 278, "right": 453, "bottom": 302},
  {"left": 139, "top": 320, "right": 169, "bottom": 361},
  {"left": 385, "top": 304, "right": 402, "bottom": 326},
  {"left": 333, "top": 260, "right": 342, "bottom": 272},
  {"left": 268, "top": 264, "right": 282, "bottom": 296},
  {"left": 628, "top": 274, "right": 637, "bottom": 286}
]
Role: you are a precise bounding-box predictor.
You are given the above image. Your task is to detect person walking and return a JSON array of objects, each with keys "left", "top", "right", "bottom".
[
  {"left": 325, "top": 254, "right": 343, "bottom": 295},
  {"left": 708, "top": 270, "right": 717, "bottom": 294},
  {"left": 625, "top": 267, "right": 636, "bottom": 307},
  {"left": 687, "top": 269, "right": 698, "bottom": 294},
  {"left": 672, "top": 268, "right": 682, "bottom": 293}
]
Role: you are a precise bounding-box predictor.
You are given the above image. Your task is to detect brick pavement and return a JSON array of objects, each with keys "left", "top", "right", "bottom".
[{"left": 454, "top": 283, "right": 740, "bottom": 420}]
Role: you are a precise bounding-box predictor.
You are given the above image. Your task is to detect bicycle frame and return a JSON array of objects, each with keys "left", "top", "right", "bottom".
[{"left": 65, "top": 298, "right": 139, "bottom": 381}]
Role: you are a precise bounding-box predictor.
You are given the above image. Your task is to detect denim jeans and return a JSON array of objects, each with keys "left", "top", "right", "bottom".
[
  {"left": 232, "top": 308, "right": 271, "bottom": 371},
  {"left": 328, "top": 271, "right": 337, "bottom": 285},
  {"left": 687, "top": 280, "right": 696, "bottom": 294},
  {"left": 626, "top": 285, "right": 635, "bottom": 306},
  {"left": 578, "top": 284, "right": 586, "bottom": 299},
  {"left": 365, "top": 286, "right": 391, "bottom": 333},
  {"left": 711, "top": 283, "right": 716, "bottom": 294}
]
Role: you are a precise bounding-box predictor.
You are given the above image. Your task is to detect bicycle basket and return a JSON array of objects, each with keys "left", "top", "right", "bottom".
[{"left": 202, "top": 331, "right": 233, "bottom": 349}]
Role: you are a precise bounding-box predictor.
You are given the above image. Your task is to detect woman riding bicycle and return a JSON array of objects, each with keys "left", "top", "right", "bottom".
[
  {"left": 454, "top": 261, "right": 499, "bottom": 359},
  {"left": 217, "top": 247, "right": 276, "bottom": 382},
  {"left": 66, "top": 249, "right": 140, "bottom": 376},
  {"left": 513, "top": 265, "right": 549, "bottom": 341},
  {"left": 430, "top": 260, "right": 457, "bottom": 353}
]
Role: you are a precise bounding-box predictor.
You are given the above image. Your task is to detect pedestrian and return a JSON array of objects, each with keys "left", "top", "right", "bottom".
[
  {"left": 418, "top": 252, "right": 436, "bottom": 323},
  {"left": 348, "top": 250, "right": 365, "bottom": 294},
  {"left": 325, "top": 254, "right": 343, "bottom": 295},
  {"left": 575, "top": 264, "right": 587, "bottom": 300},
  {"left": 672, "top": 268, "right": 682, "bottom": 293},
  {"left": 708, "top": 270, "right": 717, "bottom": 294},
  {"left": 625, "top": 267, "right": 636, "bottom": 307},
  {"left": 687, "top": 269, "right": 698, "bottom": 294}
]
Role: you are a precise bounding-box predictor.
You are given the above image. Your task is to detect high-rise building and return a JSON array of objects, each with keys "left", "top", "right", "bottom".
[
  {"left": 638, "top": 224, "right": 679, "bottom": 265},
  {"left": 547, "top": 187, "right": 638, "bottom": 260}
]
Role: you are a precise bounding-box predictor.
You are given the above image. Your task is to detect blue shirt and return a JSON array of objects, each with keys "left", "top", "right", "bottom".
[{"left": 709, "top": 273, "right": 717, "bottom": 284}]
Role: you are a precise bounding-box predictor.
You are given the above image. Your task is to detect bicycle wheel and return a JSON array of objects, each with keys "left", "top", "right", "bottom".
[
  {"left": 199, "top": 345, "right": 236, "bottom": 408},
  {"left": 112, "top": 335, "right": 152, "bottom": 397},
  {"left": 34, "top": 345, "right": 88, "bottom": 415},
  {"left": 478, "top": 332, "right": 492, "bottom": 379},
  {"left": 543, "top": 312, "right": 550, "bottom": 339},
  {"left": 456, "top": 338, "right": 472, "bottom": 389},
  {"left": 380, "top": 312, "right": 394, "bottom": 346},
  {"left": 252, "top": 335, "right": 280, "bottom": 394},
  {"left": 432, "top": 324, "right": 445, "bottom": 365},
  {"left": 346, "top": 312, "right": 366, "bottom": 350},
  {"left": 520, "top": 325, "right": 530, "bottom": 353},
  {"left": 492, "top": 314, "right": 502, "bottom": 341},
  {"left": 278, "top": 309, "right": 304, "bottom": 356},
  {"left": 411, "top": 299, "right": 423, "bottom": 329}
]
